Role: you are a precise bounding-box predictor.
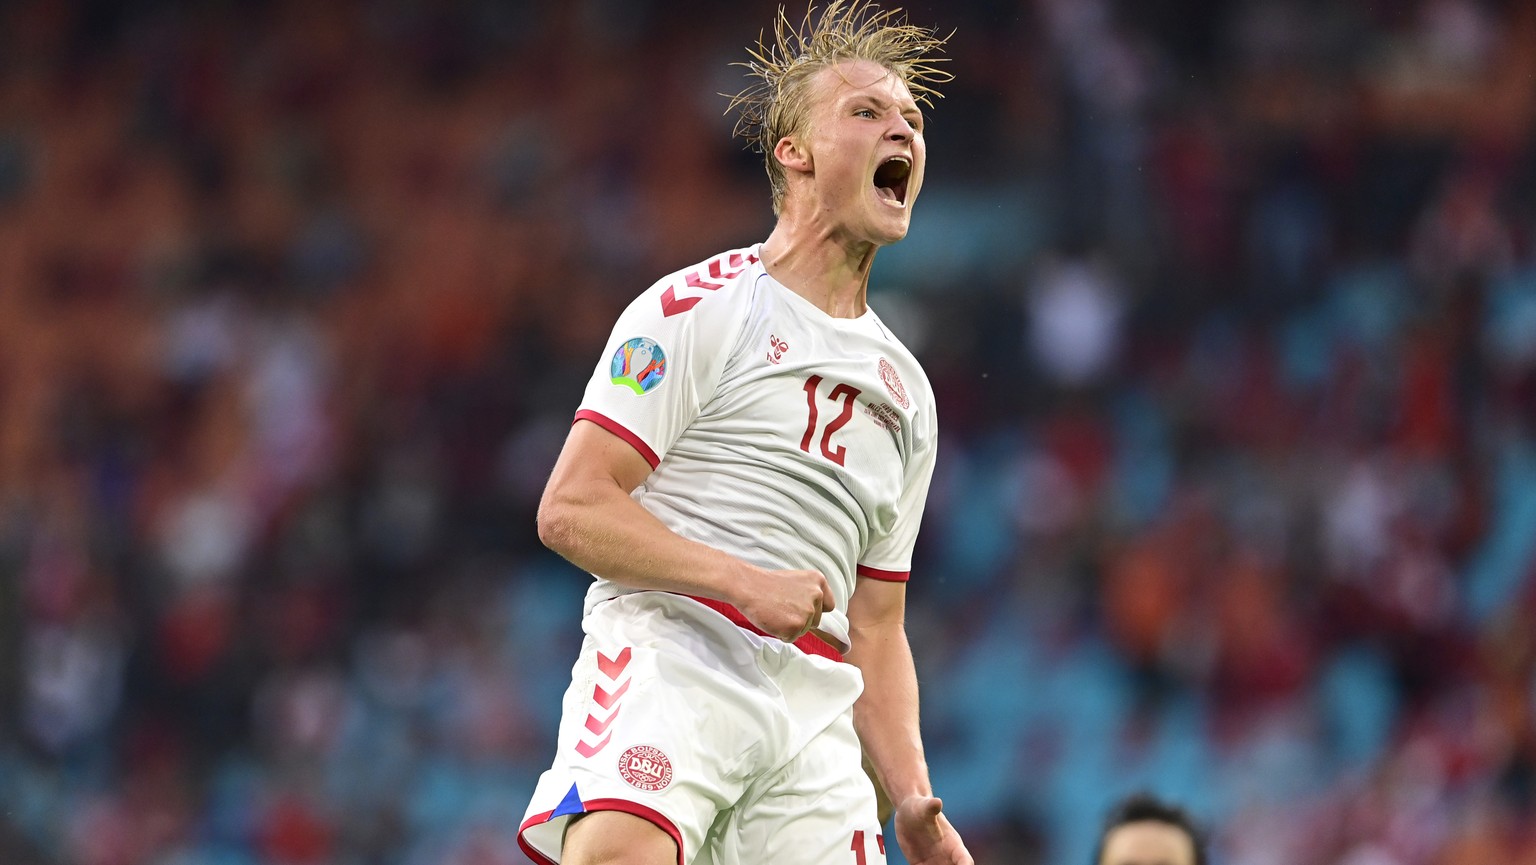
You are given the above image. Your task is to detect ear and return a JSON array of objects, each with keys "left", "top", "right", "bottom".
[{"left": 773, "top": 135, "right": 812, "bottom": 176}]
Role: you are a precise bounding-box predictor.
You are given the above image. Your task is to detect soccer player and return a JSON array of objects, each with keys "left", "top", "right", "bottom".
[
  {"left": 517, "top": 3, "right": 971, "bottom": 863},
  {"left": 1094, "top": 794, "right": 1208, "bottom": 865}
]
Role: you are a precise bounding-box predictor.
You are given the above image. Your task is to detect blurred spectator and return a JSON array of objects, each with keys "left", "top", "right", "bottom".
[{"left": 1093, "top": 792, "right": 1207, "bottom": 865}]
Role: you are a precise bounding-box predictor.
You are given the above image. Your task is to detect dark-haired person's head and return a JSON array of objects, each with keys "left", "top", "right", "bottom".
[{"left": 1094, "top": 793, "right": 1207, "bottom": 865}]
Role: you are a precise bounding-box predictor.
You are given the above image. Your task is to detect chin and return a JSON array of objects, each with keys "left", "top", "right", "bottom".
[{"left": 872, "top": 217, "right": 911, "bottom": 246}]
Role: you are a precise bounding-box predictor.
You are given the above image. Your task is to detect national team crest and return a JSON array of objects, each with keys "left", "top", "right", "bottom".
[
  {"left": 610, "top": 337, "right": 667, "bottom": 395},
  {"left": 878, "top": 358, "right": 909, "bottom": 409},
  {"left": 618, "top": 745, "right": 673, "bottom": 792}
]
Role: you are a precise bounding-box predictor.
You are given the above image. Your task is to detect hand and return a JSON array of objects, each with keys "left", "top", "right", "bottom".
[
  {"left": 895, "top": 795, "right": 973, "bottom": 865},
  {"left": 733, "top": 567, "right": 836, "bottom": 642}
]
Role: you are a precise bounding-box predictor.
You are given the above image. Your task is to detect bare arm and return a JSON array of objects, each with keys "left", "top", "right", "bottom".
[
  {"left": 537, "top": 419, "right": 835, "bottom": 642},
  {"left": 845, "top": 578, "right": 972, "bottom": 865}
]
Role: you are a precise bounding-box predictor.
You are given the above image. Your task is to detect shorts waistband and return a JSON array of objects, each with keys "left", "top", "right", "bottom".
[{"left": 681, "top": 595, "right": 845, "bottom": 663}]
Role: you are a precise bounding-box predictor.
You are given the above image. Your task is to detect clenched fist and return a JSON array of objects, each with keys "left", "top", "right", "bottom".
[{"left": 733, "top": 567, "right": 836, "bottom": 642}]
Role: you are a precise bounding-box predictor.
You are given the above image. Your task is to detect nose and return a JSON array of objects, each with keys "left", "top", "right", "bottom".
[{"left": 888, "top": 120, "right": 914, "bottom": 142}]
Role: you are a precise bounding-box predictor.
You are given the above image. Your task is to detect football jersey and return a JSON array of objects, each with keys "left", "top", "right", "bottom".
[{"left": 574, "top": 244, "right": 937, "bottom": 652}]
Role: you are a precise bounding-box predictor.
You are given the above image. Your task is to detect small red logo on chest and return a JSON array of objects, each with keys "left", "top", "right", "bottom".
[
  {"left": 878, "top": 358, "right": 909, "bottom": 409},
  {"left": 766, "top": 334, "right": 790, "bottom": 364}
]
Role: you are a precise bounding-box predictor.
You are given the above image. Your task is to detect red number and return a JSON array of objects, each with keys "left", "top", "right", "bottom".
[
  {"left": 800, "top": 376, "right": 862, "bottom": 466},
  {"left": 801, "top": 375, "right": 822, "bottom": 454},
  {"left": 852, "top": 830, "right": 867, "bottom": 865},
  {"left": 876, "top": 833, "right": 885, "bottom": 854},
  {"left": 821, "top": 383, "right": 859, "bottom": 465}
]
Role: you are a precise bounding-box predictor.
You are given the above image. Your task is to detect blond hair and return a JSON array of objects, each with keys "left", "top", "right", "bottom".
[{"left": 727, "top": 1, "right": 951, "bottom": 215}]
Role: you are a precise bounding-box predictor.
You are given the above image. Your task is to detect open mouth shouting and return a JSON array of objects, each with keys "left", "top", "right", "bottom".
[{"left": 873, "top": 155, "right": 912, "bottom": 208}]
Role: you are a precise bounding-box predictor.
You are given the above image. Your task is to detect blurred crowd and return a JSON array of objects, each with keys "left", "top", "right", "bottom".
[{"left": 2, "top": 0, "right": 1535, "bottom": 863}]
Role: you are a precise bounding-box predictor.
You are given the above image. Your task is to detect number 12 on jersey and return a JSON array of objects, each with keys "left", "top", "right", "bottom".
[{"left": 801, "top": 374, "right": 862, "bottom": 466}]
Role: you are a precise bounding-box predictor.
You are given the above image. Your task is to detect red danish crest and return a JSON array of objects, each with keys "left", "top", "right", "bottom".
[
  {"left": 878, "top": 358, "right": 909, "bottom": 409},
  {"left": 618, "top": 745, "right": 673, "bottom": 792}
]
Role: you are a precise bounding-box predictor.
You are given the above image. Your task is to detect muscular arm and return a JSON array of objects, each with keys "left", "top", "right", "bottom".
[
  {"left": 536, "top": 419, "right": 835, "bottom": 642},
  {"left": 845, "top": 578, "right": 972, "bottom": 865}
]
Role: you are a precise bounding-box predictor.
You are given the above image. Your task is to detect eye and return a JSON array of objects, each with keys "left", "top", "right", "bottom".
[{"left": 855, "top": 108, "right": 877, "bottom": 119}]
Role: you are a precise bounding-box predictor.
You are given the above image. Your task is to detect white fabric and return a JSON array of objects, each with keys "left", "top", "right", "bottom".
[
  {"left": 575, "top": 244, "right": 938, "bottom": 651},
  {"left": 518, "top": 593, "right": 886, "bottom": 865}
]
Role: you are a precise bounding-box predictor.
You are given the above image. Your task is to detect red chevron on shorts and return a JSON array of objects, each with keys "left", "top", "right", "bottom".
[
  {"left": 575, "top": 733, "right": 612, "bottom": 758},
  {"left": 585, "top": 706, "right": 620, "bottom": 736},
  {"left": 592, "top": 679, "right": 630, "bottom": 710},
  {"left": 597, "top": 647, "right": 632, "bottom": 679},
  {"left": 574, "top": 646, "right": 635, "bottom": 758}
]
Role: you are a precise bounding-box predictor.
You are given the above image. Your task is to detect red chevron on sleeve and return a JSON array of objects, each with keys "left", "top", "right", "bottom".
[
  {"left": 657, "top": 250, "right": 761, "bottom": 317},
  {"left": 685, "top": 271, "right": 725, "bottom": 292},
  {"left": 660, "top": 286, "right": 703, "bottom": 317}
]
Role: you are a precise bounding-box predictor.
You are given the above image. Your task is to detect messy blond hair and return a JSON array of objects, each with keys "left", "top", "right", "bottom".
[{"left": 727, "top": 1, "right": 951, "bottom": 215}]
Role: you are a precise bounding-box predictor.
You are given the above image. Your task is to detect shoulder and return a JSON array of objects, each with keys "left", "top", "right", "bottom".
[{"left": 634, "top": 245, "right": 764, "bottom": 321}]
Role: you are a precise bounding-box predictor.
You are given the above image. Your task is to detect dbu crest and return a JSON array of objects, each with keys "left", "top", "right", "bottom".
[{"left": 618, "top": 745, "right": 673, "bottom": 791}]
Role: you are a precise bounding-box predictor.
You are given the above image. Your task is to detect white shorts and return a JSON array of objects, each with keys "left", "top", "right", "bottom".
[{"left": 518, "top": 592, "right": 888, "bottom": 865}]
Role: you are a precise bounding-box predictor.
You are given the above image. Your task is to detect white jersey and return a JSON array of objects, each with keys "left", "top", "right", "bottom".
[{"left": 575, "top": 243, "right": 937, "bottom": 653}]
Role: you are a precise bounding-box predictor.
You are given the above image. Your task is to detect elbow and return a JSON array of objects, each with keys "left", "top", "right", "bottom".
[{"left": 536, "top": 495, "right": 576, "bottom": 557}]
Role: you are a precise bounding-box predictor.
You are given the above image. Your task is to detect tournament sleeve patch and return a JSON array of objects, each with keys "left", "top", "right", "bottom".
[{"left": 609, "top": 337, "right": 667, "bottom": 394}]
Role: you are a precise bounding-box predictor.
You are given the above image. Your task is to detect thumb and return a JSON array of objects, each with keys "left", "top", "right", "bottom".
[
  {"left": 901, "top": 794, "right": 944, "bottom": 822},
  {"left": 821, "top": 581, "right": 837, "bottom": 614}
]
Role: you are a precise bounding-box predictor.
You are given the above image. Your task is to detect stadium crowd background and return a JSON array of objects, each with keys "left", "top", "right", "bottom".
[{"left": 2, "top": 0, "right": 1535, "bottom": 862}]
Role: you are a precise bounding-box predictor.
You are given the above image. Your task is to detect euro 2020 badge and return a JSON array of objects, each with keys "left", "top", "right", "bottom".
[{"left": 610, "top": 337, "right": 667, "bottom": 395}]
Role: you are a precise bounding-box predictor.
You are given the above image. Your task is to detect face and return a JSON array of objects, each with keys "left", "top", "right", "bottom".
[
  {"left": 783, "top": 58, "right": 926, "bottom": 246},
  {"left": 1100, "top": 821, "right": 1197, "bottom": 865}
]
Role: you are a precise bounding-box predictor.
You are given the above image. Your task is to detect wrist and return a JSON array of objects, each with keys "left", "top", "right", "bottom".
[
  {"left": 883, "top": 772, "right": 932, "bottom": 805},
  {"left": 708, "top": 554, "right": 754, "bottom": 608},
  {"left": 892, "top": 788, "right": 934, "bottom": 806}
]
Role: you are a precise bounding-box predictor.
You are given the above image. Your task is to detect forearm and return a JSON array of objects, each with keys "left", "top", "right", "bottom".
[
  {"left": 537, "top": 474, "right": 748, "bottom": 603},
  {"left": 846, "top": 620, "right": 931, "bottom": 804}
]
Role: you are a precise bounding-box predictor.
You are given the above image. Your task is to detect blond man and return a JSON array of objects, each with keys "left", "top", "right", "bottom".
[{"left": 517, "top": 3, "right": 971, "bottom": 863}]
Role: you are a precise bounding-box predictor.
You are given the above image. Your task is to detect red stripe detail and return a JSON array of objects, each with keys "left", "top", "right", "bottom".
[
  {"left": 708, "top": 258, "right": 752, "bottom": 281},
  {"left": 517, "top": 799, "right": 686, "bottom": 865},
  {"left": 593, "top": 679, "right": 630, "bottom": 710},
  {"left": 685, "top": 271, "right": 725, "bottom": 291},
  {"left": 517, "top": 808, "right": 561, "bottom": 865},
  {"left": 856, "top": 564, "right": 910, "bottom": 582},
  {"left": 573, "top": 411, "right": 660, "bottom": 469},
  {"left": 575, "top": 731, "right": 613, "bottom": 758},
  {"left": 659, "top": 286, "right": 702, "bottom": 317},
  {"left": 584, "top": 706, "right": 620, "bottom": 735},
  {"left": 597, "top": 647, "right": 633, "bottom": 679},
  {"left": 683, "top": 595, "right": 844, "bottom": 663},
  {"left": 657, "top": 251, "right": 759, "bottom": 316}
]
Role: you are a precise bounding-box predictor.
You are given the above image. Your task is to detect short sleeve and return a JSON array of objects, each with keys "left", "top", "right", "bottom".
[
  {"left": 856, "top": 400, "right": 938, "bottom": 582},
  {"left": 574, "top": 257, "right": 753, "bottom": 468}
]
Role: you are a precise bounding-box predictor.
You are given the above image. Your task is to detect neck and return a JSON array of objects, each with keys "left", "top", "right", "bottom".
[{"left": 759, "top": 214, "right": 878, "bottom": 319}]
